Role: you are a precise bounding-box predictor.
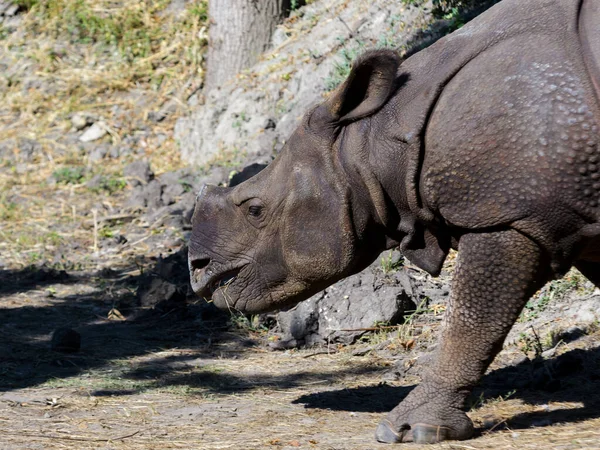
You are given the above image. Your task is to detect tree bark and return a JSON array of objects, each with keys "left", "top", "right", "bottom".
[{"left": 205, "top": 0, "right": 291, "bottom": 91}]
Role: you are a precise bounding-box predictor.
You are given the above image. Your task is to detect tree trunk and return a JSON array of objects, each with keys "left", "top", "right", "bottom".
[{"left": 205, "top": 0, "right": 291, "bottom": 91}]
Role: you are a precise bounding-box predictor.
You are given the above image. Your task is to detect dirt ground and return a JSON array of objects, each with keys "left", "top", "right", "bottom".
[{"left": 1, "top": 257, "right": 600, "bottom": 450}]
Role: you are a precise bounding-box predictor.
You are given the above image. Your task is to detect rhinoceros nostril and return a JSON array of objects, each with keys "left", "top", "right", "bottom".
[{"left": 190, "top": 258, "right": 210, "bottom": 272}]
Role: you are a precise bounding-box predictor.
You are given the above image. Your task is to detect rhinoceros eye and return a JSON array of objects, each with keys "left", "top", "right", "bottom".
[
  {"left": 248, "top": 205, "right": 263, "bottom": 217},
  {"left": 242, "top": 199, "right": 266, "bottom": 227}
]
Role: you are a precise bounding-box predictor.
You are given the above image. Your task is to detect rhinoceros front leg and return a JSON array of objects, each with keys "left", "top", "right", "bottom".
[{"left": 376, "top": 229, "right": 551, "bottom": 444}]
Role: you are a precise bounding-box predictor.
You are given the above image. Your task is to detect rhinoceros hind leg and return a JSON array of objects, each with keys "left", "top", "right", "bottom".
[{"left": 376, "top": 229, "right": 551, "bottom": 444}]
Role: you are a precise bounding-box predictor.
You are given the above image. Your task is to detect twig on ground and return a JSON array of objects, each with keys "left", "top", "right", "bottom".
[
  {"left": 92, "top": 208, "right": 98, "bottom": 252},
  {"left": 4, "top": 430, "right": 140, "bottom": 442},
  {"left": 302, "top": 349, "right": 339, "bottom": 358}
]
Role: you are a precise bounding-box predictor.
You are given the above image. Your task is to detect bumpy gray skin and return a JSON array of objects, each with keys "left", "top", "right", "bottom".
[{"left": 189, "top": 0, "right": 600, "bottom": 444}]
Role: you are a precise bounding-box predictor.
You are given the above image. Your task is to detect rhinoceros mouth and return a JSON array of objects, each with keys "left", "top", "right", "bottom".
[{"left": 190, "top": 259, "right": 245, "bottom": 300}]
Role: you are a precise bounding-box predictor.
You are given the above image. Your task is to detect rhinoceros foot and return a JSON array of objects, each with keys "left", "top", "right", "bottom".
[
  {"left": 375, "top": 421, "right": 471, "bottom": 444},
  {"left": 375, "top": 389, "right": 474, "bottom": 444}
]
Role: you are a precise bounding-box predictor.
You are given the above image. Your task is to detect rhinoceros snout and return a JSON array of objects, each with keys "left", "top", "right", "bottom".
[
  {"left": 188, "top": 184, "right": 241, "bottom": 298},
  {"left": 188, "top": 255, "right": 212, "bottom": 297}
]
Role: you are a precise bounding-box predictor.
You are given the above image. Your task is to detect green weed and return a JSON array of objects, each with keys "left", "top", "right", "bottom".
[
  {"left": 230, "top": 312, "right": 271, "bottom": 334},
  {"left": 469, "top": 389, "right": 517, "bottom": 411},
  {"left": 441, "top": 7, "right": 465, "bottom": 31},
  {"left": 520, "top": 270, "right": 591, "bottom": 321},
  {"left": 29, "top": 0, "right": 165, "bottom": 60},
  {"left": 179, "top": 180, "right": 194, "bottom": 193},
  {"left": 88, "top": 176, "right": 127, "bottom": 194},
  {"left": 53, "top": 166, "right": 85, "bottom": 184},
  {"left": 11, "top": 0, "right": 39, "bottom": 9},
  {"left": 381, "top": 252, "right": 404, "bottom": 274},
  {"left": 231, "top": 112, "right": 248, "bottom": 129},
  {"left": 517, "top": 327, "right": 544, "bottom": 358},
  {"left": 45, "top": 231, "right": 63, "bottom": 246},
  {"left": 99, "top": 226, "right": 114, "bottom": 238},
  {"left": 189, "top": 2, "right": 208, "bottom": 22},
  {"left": 0, "top": 200, "right": 20, "bottom": 221}
]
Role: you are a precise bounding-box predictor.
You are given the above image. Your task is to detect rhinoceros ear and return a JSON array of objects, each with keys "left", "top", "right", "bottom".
[{"left": 324, "top": 49, "right": 401, "bottom": 123}]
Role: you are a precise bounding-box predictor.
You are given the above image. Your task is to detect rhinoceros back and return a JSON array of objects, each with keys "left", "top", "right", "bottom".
[
  {"left": 580, "top": 0, "right": 600, "bottom": 100},
  {"left": 417, "top": 0, "right": 600, "bottom": 272}
]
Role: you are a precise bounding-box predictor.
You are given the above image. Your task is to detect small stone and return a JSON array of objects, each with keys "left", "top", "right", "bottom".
[
  {"left": 124, "top": 160, "right": 154, "bottom": 187},
  {"left": 482, "top": 418, "right": 497, "bottom": 429},
  {"left": 71, "top": 113, "right": 92, "bottom": 131},
  {"left": 79, "top": 122, "right": 108, "bottom": 142},
  {"left": 109, "top": 146, "right": 121, "bottom": 158},
  {"left": 4, "top": 4, "right": 19, "bottom": 16},
  {"left": 51, "top": 328, "right": 81, "bottom": 353},
  {"left": 263, "top": 118, "right": 277, "bottom": 130},
  {"left": 148, "top": 101, "right": 178, "bottom": 123},
  {"left": 88, "top": 145, "right": 109, "bottom": 162},
  {"left": 542, "top": 347, "right": 556, "bottom": 358},
  {"left": 268, "top": 338, "right": 301, "bottom": 350},
  {"left": 512, "top": 354, "right": 529, "bottom": 366},
  {"left": 137, "top": 276, "right": 185, "bottom": 308}
]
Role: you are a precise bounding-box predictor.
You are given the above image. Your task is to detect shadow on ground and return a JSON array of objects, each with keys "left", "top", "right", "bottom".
[
  {"left": 293, "top": 344, "right": 600, "bottom": 435},
  {"left": 122, "top": 358, "right": 389, "bottom": 397},
  {"left": 0, "top": 249, "right": 389, "bottom": 398},
  {"left": 3, "top": 250, "right": 600, "bottom": 437},
  {"left": 0, "top": 248, "right": 237, "bottom": 392}
]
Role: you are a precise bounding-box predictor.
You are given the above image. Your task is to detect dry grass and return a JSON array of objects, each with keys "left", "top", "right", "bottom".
[
  {"left": 0, "top": 0, "right": 208, "bottom": 269},
  {"left": 1, "top": 0, "right": 208, "bottom": 173}
]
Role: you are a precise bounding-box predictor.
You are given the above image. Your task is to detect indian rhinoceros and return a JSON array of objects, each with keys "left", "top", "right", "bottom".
[{"left": 188, "top": 0, "right": 600, "bottom": 444}]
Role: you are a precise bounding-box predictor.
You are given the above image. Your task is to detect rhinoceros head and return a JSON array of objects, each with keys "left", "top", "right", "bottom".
[{"left": 189, "top": 50, "right": 401, "bottom": 313}]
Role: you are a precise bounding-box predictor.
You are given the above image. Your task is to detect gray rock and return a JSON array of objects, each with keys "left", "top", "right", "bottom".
[
  {"left": 117, "top": 145, "right": 133, "bottom": 157},
  {"left": 144, "top": 179, "right": 164, "bottom": 210},
  {"left": 71, "top": 113, "right": 93, "bottom": 131},
  {"left": 162, "top": 182, "right": 186, "bottom": 206},
  {"left": 155, "top": 133, "right": 168, "bottom": 146},
  {"left": 88, "top": 144, "right": 109, "bottom": 162},
  {"left": 85, "top": 174, "right": 105, "bottom": 190},
  {"left": 137, "top": 276, "right": 185, "bottom": 308},
  {"left": 79, "top": 122, "right": 108, "bottom": 142},
  {"left": 175, "top": 0, "right": 438, "bottom": 169},
  {"left": 17, "top": 138, "right": 41, "bottom": 161},
  {"left": 148, "top": 101, "right": 178, "bottom": 123},
  {"left": 0, "top": 139, "right": 15, "bottom": 159},
  {"left": 573, "top": 304, "right": 598, "bottom": 323},
  {"left": 109, "top": 146, "right": 121, "bottom": 158},
  {"left": 276, "top": 251, "right": 418, "bottom": 345},
  {"left": 3, "top": 3, "right": 19, "bottom": 16},
  {"left": 124, "top": 160, "right": 154, "bottom": 187},
  {"left": 271, "top": 26, "right": 291, "bottom": 48}
]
